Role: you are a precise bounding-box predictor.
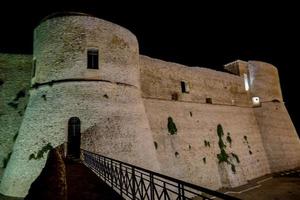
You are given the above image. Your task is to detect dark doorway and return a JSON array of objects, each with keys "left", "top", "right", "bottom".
[{"left": 68, "top": 117, "right": 81, "bottom": 159}]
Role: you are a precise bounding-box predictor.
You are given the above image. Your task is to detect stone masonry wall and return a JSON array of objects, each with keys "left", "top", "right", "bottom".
[
  {"left": 140, "top": 55, "right": 251, "bottom": 107},
  {"left": 0, "top": 54, "right": 32, "bottom": 181},
  {"left": 140, "top": 56, "right": 271, "bottom": 189},
  {"left": 254, "top": 102, "right": 300, "bottom": 172},
  {"left": 0, "top": 82, "right": 160, "bottom": 197}
]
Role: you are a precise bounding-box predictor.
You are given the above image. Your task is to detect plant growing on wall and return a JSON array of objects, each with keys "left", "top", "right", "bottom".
[
  {"left": 243, "top": 135, "right": 253, "bottom": 155},
  {"left": 226, "top": 132, "right": 232, "bottom": 147},
  {"left": 13, "top": 89, "right": 26, "bottom": 101},
  {"left": 204, "top": 140, "right": 210, "bottom": 147},
  {"left": 7, "top": 101, "right": 18, "bottom": 109},
  {"left": 167, "top": 117, "right": 177, "bottom": 135},
  {"left": 29, "top": 143, "right": 53, "bottom": 160},
  {"left": 216, "top": 124, "right": 240, "bottom": 173}
]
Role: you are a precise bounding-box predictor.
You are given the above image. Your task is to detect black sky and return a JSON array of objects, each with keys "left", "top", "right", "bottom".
[{"left": 0, "top": 1, "right": 299, "bottom": 135}]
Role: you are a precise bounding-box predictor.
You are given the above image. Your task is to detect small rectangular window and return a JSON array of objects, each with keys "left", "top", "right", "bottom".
[
  {"left": 206, "top": 98, "right": 212, "bottom": 104},
  {"left": 181, "top": 81, "right": 189, "bottom": 93},
  {"left": 87, "top": 49, "right": 99, "bottom": 69}
]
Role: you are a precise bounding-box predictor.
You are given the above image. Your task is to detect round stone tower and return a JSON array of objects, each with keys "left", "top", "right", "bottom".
[
  {"left": 247, "top": 60, "right": 283, "bottom": 102},
  {"left": 249, "top": 61, "right": 300, "bottom": 173},
  {"left": 0, "top": 13, "right": 160, "bottom": 197}
]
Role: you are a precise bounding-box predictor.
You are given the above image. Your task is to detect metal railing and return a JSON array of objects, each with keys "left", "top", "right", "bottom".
[{"left": 81, "top": 149, "right": 240, "bottom": 200}]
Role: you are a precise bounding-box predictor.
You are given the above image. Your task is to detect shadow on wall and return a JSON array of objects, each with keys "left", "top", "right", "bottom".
[{"left": 24, "top": 145, "right": 67, "bottom": 200}]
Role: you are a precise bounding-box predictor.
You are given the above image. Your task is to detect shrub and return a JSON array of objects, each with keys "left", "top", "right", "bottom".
[{"left": 167, "top": 117, "right": 177, "bottom": 135}]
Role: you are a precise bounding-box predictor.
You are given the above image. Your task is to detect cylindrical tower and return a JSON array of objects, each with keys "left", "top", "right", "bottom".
[
  {"left": 0, "top": 13, "right": 160, "bottom": 197},
  {"left": 247, "top": 60, "right": 283, "bottom": 102},
  {"left": 249, "top": 61, "right": 300, "bottom": 172}
]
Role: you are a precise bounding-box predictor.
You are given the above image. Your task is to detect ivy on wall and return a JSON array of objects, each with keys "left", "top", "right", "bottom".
[
  {"left": 216, "top": 124, "right": 240, "bottom": 173},
  {"left": 167, "top": 117, "right": 177, "bottom": 135},
  {"left": 243, "top": 135, "right": 253, "bottom": 155}
]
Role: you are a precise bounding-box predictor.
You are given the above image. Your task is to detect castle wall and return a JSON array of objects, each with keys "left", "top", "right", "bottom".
[
  {"left": 0, "top": 13, "right": 299, "bottom": 198},
  {"left": 248, "top": 61, "right": 283, "bottom": 102},
  {"left": 0, "top": 15, "right": 159, "bottom": 197},
  {"left": 140, "top": 56, "right": 271, "bottom": 189},
  {"left": 254, "top": 102, "right": 300, "bottom": 172},
  {"left": 32, "top": 15, "right": 140, "bottom": 87},
  {"left": 0, "top": 54, "right": 32, "bottom": 181},
  {"left": 140, "top": 55, "right": 251, "bottom": 107}
]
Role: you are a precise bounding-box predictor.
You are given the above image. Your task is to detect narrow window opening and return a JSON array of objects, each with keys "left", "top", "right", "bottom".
[
  {"left": 206, "top": 98, "right": 212, "bottom": 104},
  {"left": 181, "top": 81, "right": 189, "bottom": 93},
  {"left": 87, "top": 49, "right": 99, "bottom": 69}
]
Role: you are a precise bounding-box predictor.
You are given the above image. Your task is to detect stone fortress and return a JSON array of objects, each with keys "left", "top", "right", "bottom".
[{"left": 0, "top": 12, "right": 300, "bottom": 197}]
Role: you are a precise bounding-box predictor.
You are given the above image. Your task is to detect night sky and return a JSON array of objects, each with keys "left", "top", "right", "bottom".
[{"left": 1, "top": 1, "right": 299, "bottom": 135}]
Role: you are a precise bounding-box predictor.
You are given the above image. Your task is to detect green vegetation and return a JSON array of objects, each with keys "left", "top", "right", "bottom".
[
  {"left": 167, "top": 117, "right": 177, "bottom": 135},
  {"left": 243, "top": 135, "right": 253, "bottom": 155},
  {"left": 29, "top": 143, "right": 53, "bottom": 160},
  {"left": 2, "top": 152, "right": 12, "bottom": 168},
  {"left": 231, "top": 153, "right": 240, "bottom": 163},
  {"left": 13, "top": 89, "right": 26, "bottom": 101},
  {"left": 0, "top": 79, "right": 4, "bottom": 86},
  {"left": 216, "top": 124, "right": 240, "bottom": 174},
  {"left": 204, "top": 140, "right": 210, "bottom": 147},
  {"left": 7, "top": 101, "right": 18, "bottom": 109},
  {"left": 226, "top": 132, "right": 232, "bottom": 147}
]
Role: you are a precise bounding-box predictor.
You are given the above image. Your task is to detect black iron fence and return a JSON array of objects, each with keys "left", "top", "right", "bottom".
[{"left": 81, "top": 149, "right": 240, "bottom": 200}]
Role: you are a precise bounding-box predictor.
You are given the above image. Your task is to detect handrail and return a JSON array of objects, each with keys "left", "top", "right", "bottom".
[{"left": 81, "top": 149, "right": 240, "bottom": 200}]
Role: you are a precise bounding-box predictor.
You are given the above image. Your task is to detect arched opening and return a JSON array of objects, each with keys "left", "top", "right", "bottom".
[{"left": 67, "top": 117, "right": 81, "bottom": 159}]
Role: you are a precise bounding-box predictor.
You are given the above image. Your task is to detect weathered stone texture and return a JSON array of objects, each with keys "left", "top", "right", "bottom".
[
  {"left": 0, "top": 13, "right": 299, "bottom": 197},
  {"left": 33, "top": 16, "right": 140, "bottom": 88},
  {"left": 140, "top": 55, "right": 251, "bottom": 106},
  {"left": 143, "top": 99, "right": 270, "bottom": 189},
  {"left": 248, "top": 61, "right": 283, "bottom": 102},
  {"left": 254, "top": 102, "right": 300, "bottom": 172},
  {"left": 0, "top": 54, "right": 32, "bottom": 180}
]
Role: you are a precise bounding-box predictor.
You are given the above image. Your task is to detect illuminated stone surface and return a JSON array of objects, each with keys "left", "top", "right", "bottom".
[{"left": 0, "top": 13, "right": 299, "bottom": 197}]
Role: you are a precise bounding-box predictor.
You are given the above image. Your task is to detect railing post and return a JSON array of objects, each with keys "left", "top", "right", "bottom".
[
  {"left": 119, "top": 162, "right": 123, "bottom": 197},
  {"left": 150, "top": 173, "right": 154, "bottom": 200},
  {"left": 132, "top": 168, "right": 136, "bottom": 200},
  {"left": 111, "top": 159, "right": 114, "bottom": 189}
]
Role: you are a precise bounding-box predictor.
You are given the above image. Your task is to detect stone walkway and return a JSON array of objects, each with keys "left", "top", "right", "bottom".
[
  {"left": 66, "top": 161, "right": 124, "bottom": 200},
  {"left": 226, "top": 170, "right": 300, "bottom": 200}
]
